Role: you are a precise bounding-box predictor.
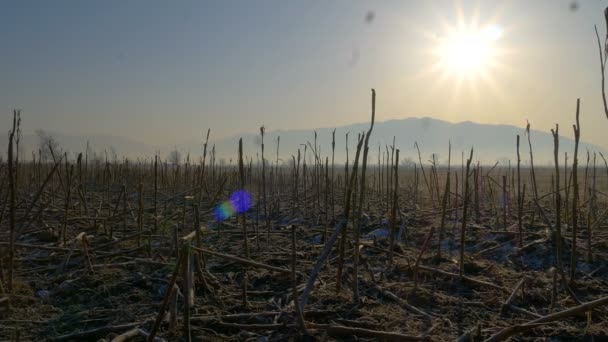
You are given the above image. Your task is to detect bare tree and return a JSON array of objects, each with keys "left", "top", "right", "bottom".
[
  {"left": 109, "top": 145, "right": 118, "bottom": 163},
  {"left": 168, "top": 147, "right": 182, "bottom": 166},
  {"left": 36, "top": 129, "right": 62, "bottom": 162},
  {"left": 400, "top": 156, "right": 416, "bottom": 167}
]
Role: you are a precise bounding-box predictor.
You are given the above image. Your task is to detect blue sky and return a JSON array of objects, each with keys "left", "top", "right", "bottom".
[{"left": 2, "top": 1, "right": 607, "bottom": 147}]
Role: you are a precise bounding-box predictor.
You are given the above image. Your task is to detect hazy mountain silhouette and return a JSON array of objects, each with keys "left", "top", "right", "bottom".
[
  {"left": 199, "top": 117, "right": 606, "bottom": 166},
  {"left": 4, "top": 117, "right": 605, "bottom": 165}
]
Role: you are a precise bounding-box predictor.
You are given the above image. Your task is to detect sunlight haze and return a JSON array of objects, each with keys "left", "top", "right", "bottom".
[{"left": 1, "top": 1, "right": 606, "bottom": 147}]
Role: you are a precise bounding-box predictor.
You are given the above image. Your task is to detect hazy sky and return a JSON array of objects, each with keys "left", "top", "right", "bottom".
[{"left": 2, "top": 1, "right": 608, "bottom": 147}]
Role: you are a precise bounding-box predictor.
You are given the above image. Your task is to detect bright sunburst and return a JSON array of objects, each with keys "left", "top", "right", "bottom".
[
  {"left": 411, "top": 2, "right": 512, "bottom": 115},
  {"left": 435, "top": 24, "right": 502, "bottom": 79}
]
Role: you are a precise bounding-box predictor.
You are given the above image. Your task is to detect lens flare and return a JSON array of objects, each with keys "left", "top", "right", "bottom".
[
  {"left": 230, "top": 190, "right": 252, "bottom": 214},
  {"left": 214, "top": 202, "right": 234, "bottom": 222},
  {"left": 214, "top": 189, "right": 253, "bottom": 222}
]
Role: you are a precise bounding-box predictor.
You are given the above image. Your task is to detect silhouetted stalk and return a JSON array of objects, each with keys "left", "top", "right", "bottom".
[
  {"left": 389, "top": 136, "right": 396, "bottom": 198},
  {"left": 148, "top": 249, "right": 186, "bottom": 342},
  {"left": 519, "top": 183, "right": 526, "bottom": 239},
  {"left": 254, "top": 154, "right": 261, "bottom": 250},
  {"left": 275, "top": 136, "right": 281, "bottom": 218},
  {"left": 502, "top": 175, "right": 507, "bottom": 228},
  {"left": 474, "top": 166, "right": 480, "bottom": 223},
  {"left": 453, "top": 170, "right": 458, "bottom": 232},
  {"left": 509, "top": 161, "right": 514, "bottom": 215},
  {"left": 586, "top": 187, "right": 593, "bottom": 263},
  {"left": 336, "top": 133, "right": 364, "bottom": 293},
  {"left": 76, "top": 153, "right": 85, "bottom": 215},
  {"left": 415, "top": 142, "right": 431, "bottom": 206},
  {"left": 106, "top": 157, "right": 111, "bottom": 217},
  {"left": 7, "top": 110, "right": 17, "bottom": 292},
  {"left": 13, "top": 112, "right": 21, "bottom": 190},
  {"left": 238, "top": 138, "right": 249, "bottom": 308},
  {"left": 378, "top": 145, "right": 382, "bottom": 206},
  {"left": 63, "top": 160, "right": 74, "bottom": 245},
  {"left": 564, "top": 153, "right": 570, "bottom": 232},
  {"left": 600, "top": 152, "right": 608, "bottom": 183},
  {"left": 345, "top": 133, "right": 349, "bottom": 203},
  {"left": 589, "top": 151, "right": 596, "bottom": 263},
  {"left": 137, "top": 183, "right": 143, "bottom": 248},
  {"left": 260, "top": 127, "right": 270, "bottom": 245},
  {"left": 431, "top": 154, "right": 441, "bottom": 209},
  {"left": 447, "top": 141, "right": 452, "bottom": 208},
  {"left": 331, "top": 129, "right": 336, "bottom": 221},
  {"left": 154, "top": 154, "right": 158, "bottom": 233},
  {"left": 0, "top": 179, "right": 5, "bottom": 230},
  {"left": 436, "top": 172, "right": 451, "bottom": 264},
  {"left": 459, "top": 148, "right": 474, "bottom": 279},
  {"left": 517, "top": 135, "right": 523, "bottom": 247},
  {"left": 386, "top": 145, "right": 390, "bottom": 213},
  {"left": 583, "top": 151, "right": 590, "bottom": 205},
  {"left": 352, "top": 89, "right": 375, "bottom": 303},
  {"left": 122, "top": 184, "right": 127, "bottom": 236},
  {"left": 594, "top": 23, "right": 608, "bottom": 119},
  {"left": 299, "top": 140, "right": 363, "bottom": 311},
  {"left": 413, "top": 164, "right": 418, "bottom": 215},
  {"left": 388, "top": 149, "right": 400, "bottom": 265},
  {"left": 323, "top": 157, "right": 329, "bottom": 243},
  {"left": 199, "top": 129, "right": 210, "bottom": 206},
  {"left": 462, "top": 152, "right": 465, "bottom": 203},
  {"left": 183, "top": 243, "right": 192, "bottom": 342},
  {"left": 294, "top": 150, "right": 300, "bottom": 215},
  {"left": 303, "top": 145, "right": 308, "bottom": 216},
  {"left": 592, "top": 153, "right": 598, "bottom": 221},
  {"left": 211, "top": 144, "right": 215, "bottom": 183},
  {"left": 570, "top": 99, "right": 581, "bottom": 282},
  {"left": 526, "top": 122, "right": 540, "bottom": 207},
  {"left": 551, "top": 125, "right": 563, "bottom": 271},
  {"left": 313, "top": 131, "right": 320, "bottom": 214}
]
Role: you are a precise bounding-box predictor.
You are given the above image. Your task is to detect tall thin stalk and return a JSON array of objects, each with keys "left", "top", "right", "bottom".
[
  {"left": 352, "top": 89, "right": 375, "bottom": 303},
  {"left": 459, "top": 148, "right": 474, "bottom": 279},
  {"left": 260, "top": 127, "right": 270, "bottom": 245},
  {"left": 589, "top": 152, "right": 597, "bottom": 263},
  {"left": 436, "top": 171, "right": 451, "bottom": 263},
  {"left": 570, "top": 99, "right": 581, "bottom": 282},
  {"left": 199, "top": 128, "right": 210, "bottom": 206},
  {"left": 551, "top": 125, "right": 563, "bottom": 271},
  {"left": 415, "top": 142, "right": 431, "bottom": 205},
  {"left": 62, "top": 159, "right": 75, "bottom": 245},
  {"left": 323, "top": 156, "right": 329, "bottom": 244},
  {"left": 526, "top": 122, "right": 540, "bottom": 206},
  {"left": 336, "top": 134, "right": 364, "bottom": 293},
  {"left": 238, "top": 138, "right": 249, "bottom": 308},
  {"left": 331, "top": 129, "right": 336, "bottom": 221},
  {"left": 517, "top": 135, "right": 523, "bottom": 247},
  {"left": 345, "top": 133, "right": 349, "bottom": 204},
  {"left": 594, "top": 18, "right": 608, "bottom": 119},
  {"left": 502, "top": 175, "right": 507, "bottom": 229},
  {"left": 388, "top": 149, "right": 400, "bottom": 265},
  {"left": 153, "top": 154, "right": 158, "bottom": 233},
  {"left": 7, "top": 110, "right": 18, "bottom": 292}
]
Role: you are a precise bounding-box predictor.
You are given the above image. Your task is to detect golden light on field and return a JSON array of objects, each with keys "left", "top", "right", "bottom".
[{"left": 435, "top": 24, "right": 502, "bottom": 80}]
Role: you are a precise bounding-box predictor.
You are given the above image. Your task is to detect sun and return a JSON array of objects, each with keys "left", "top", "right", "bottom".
[
  {"left": 414, "top": 3, "right": 511, "bottom": 113},
  {"left": 435, "top": 25, "right": 502, "bottom": 79}
]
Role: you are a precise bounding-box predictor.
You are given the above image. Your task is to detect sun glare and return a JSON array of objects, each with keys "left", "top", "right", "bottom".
[
  {"left": 417, "top": 9, "right": 510, "bottom": 114},
  {"left": 436, "top": 25, "right": 502, "bottom": 79}
]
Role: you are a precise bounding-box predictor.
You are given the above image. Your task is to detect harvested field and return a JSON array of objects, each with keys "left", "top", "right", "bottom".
[{"left": 2, "top": 97, "right": 608, "bottom": 341}]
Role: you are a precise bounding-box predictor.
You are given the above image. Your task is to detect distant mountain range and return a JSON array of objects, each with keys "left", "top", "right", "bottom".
[{"left": 2, "top": 117, "right": 606, "bottom": 166}]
